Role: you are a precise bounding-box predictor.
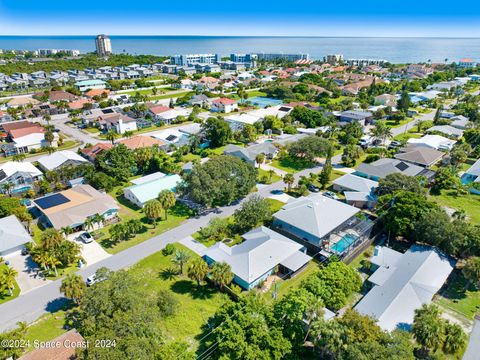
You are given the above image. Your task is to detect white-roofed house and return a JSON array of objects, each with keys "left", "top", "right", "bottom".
[
  {"left": 354, "top": 245, "right": 455, "bottom": 331},
  {"left": 407, "top": 134, "right": 456, "bottom": 151},
  {"left": 332, "top": 173, "right": 379, "bottom": 209},
  {"left": 450, "top": 115, "right": 470, "bottom": 130},
  {"left": 37, "top": 150, "right": 89, "bottom": 172},
  {"left": 224, "top": 113, "right": 262, "bottom": 131},
  {"left": 202, "top": 226, "right": 311, "bottom": 290},
  {"left": 13, "top": 132, "right": 59, "bottom": 153},
  {"left": 427, "top": 125, "right": 464, "bottom": 139},
  {"left": 123, "top": 172, "right": 182, "bottom": 208},
  {"left": 272, "top": 194, "right": 365, "bottom": 253},
  {"left": 0, "top": 161, "right": 42, "bottom": 194},
  {"left": 0, "top": 215, "right": 33, "bottom": 258}
]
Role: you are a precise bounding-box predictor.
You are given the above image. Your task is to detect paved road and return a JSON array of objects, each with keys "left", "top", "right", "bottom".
[
  {"left": 391, "top": 109, "right": 435, "bottom": 138},
  {"left": 0, "top": 163, "right": 331, "bottom": 332}
]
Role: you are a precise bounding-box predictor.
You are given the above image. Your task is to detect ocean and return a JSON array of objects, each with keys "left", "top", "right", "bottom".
[{"left": 0, "top": 36, "right": 479, "bottom": 64}]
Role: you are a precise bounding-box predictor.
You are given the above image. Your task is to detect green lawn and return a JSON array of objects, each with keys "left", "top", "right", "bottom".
[
  {"left": 23, "top": 310, "right": 70, "bottom": 350},
  {"left": 247, "top": 90, "right": 267, "bottom": 98},
  {"left": 0, "top": 140, "right": 80, "bottom": 164},
  {"left": 0, "top": 264, "right": 20, "bottom": 305},
  {"left": 270, "top": 156, "right": 314, "bottom": 173},
  {"left": 385, "top": 117, "right": 414, "bottom": 129},
  {"left": 130, "top": 244, "right": 229, "bottom": 345},
  {"left": 92, "top": 185, "right": 193, "bottom": 254},
  {"left": 257, "top": 168, "right": 282, "bottom": 184},
  {"left": 84, "top": 127, "right": 100, "bottom": 134},
  {"left": 149, "top": 91, "right": 194, "bottom": 101},
  {"left": 182, "top": 153, "right": 202, "bottom": 163},
  {"left": 208, "top": 142, "right": 244, "bottom": 156},
  {"left": 430, "top": 190, "right": 480, "bottom": 225},
  {"left": 393, "top": 132, "right": 422, "bottom": 142},
  {"left": 263, "top": 261, "right": 320, "bottom": 301},
  {"left": 435, "top": 271, "right": 480, "bottom": 320}
]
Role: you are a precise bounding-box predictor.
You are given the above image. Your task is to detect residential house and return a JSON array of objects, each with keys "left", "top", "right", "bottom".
[
  {"left": 393, "top": 145, "right": 445, "bottom": 168},
  {"left": 34, "top": 90, "right": 77, "bottom": 103},
  {"left": 37, "top": 150, "right": 89, "bottom": 172},
  {"left": 188, "top": 94, "right": 210, "bottom": 107},
  {"left": 374, "top": 94, "right": 397, "bottom": 107},
  {"left": 332, "top": 174, "right": 378, "bottom": 209},
  {"left": 407, "top": 134, "right": 456, "bottom": 151},
  {"left": 461, "top": 158, "right": 480, "bottom": 185},
  {"left": 85, "top": 88, "right": 110, "bottom": 98},
  {"left": 118, "top": 135, "right": 166, "bottom": 150},
  {"left": 153, "top": 108, "right": 190, "bottom": 125},
  {"left": 211, "top": 98, "right": 238, "bottom": 113},
  {"left": 0, "top": 215, "right": 33, "bottom": 258},
  {"left": 224, "top": 113, "right": 262, "bottom": 130},
  {"left": 355, "top": 245, "right": 455, "bottom": 331},
  {"left": 427, "top": 125, "right": 464, "bottom": 139},
  {"left": 34, "top": 184, "right": 119, "bottom": 230},
  {"left": 248, "top": 105, "right": 293, "bottom": 121},
  {"left": 148, "top": 105, "right": 172, "bottom": 122},
  {"left": 450, "top": 115, "right": 470, "bottom": 129},
  {"left": 272, "top": 194, "right": 361, "bottom": 251},
  {"left": 339, "top": 110, "right": 373, "bottom": 125},
  {"left": 203, "top": 226, "right": 312, "bottom": 290},
  {"left": 75, "top": 79, "right": 107, "bottom": 92},
  {"left": 150, "top": 123, "right": 201, "bottom": 148},
  {"left": 80, "top": 143, "right": 113, "bottom": 162},
  {"left": 0, "top": 161, "right": 42, "bottom": 194},
  {"left": 458, "top": 58, "right": 476, "bottom": 69},
  {"left": 97, "top": 113, "right": 137, "bottom": 134},
  {"left": 7, "top": 97, "right": 40, "bottom": 108},
  {"left": 355, "top": 158, "right": 434, "bottom": 181},
  {"left": 223, "top": 142, "right": 278, "bottom": 165},
  {"left": 123, "top": 172, "right": 182, "bottom": 208},
  {"left": 18, "top": 329, "right": 85, "bottom": 360}
]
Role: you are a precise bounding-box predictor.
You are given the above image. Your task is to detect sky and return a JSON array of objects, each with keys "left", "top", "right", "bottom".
[{"left": 1, "top": 0, "right": 480, "bottom": 37}]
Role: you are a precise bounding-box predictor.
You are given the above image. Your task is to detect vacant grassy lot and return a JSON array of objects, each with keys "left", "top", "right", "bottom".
[
  {"left": 271, "top": 155, "right": 314, "bottom": 173},
  {"left": 23, "top": 309, "right": 70, "bottom": 350},
  {"left": 257, "top": 168, "right": 282, "bottom": 184},
  {"left": 430, "top": 190, "right": 480, "bottom": 225},
  {"left": 130, "top": 244, "right": 229, "bottom": 345},
  {"left": 435, "top": 271, "right": 480, "bottom": 320},
  {"left": 393, "top": 132, "right": 422, "bottom": 142}
]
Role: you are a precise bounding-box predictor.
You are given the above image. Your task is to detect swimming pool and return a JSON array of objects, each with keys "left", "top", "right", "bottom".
[
  {"left": 248, "top": 97, "right": 283, "bottom": 108},
  {"left": 331, "top": 233, "right": 357, "bottom": 253}
]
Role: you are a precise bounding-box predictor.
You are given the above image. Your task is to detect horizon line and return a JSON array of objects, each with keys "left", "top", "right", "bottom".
[{"left": 1, "top": 35, "right": 480, "bottom": 39}]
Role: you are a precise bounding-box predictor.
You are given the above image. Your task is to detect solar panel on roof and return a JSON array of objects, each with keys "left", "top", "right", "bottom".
[
  {"left": 395, "top": 162, "right": 409, "bottom": 171},
  {"left": 278, "top": 107, "right": 291, "bottom": 112},
  {"left": 102, "top": 109, "right": 114, "bottom": 114},
  {"left": 35, "top": 193, "right": 70, "bottom": 209},
  {"left": 166, "top": 135, "right": 177, "bottom": 141},
  {"left": 39, "top": 105, "right": 50, "bottom": 110}
]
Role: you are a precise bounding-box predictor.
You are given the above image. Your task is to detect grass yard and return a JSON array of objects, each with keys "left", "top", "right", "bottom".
[
  {"left": 93, "top": 186, "right": 193, "bottom": 254},
  {"left": 23, "top": 309, "right": 70, "bottom": 350},
  {"left": 430, "top": 190, "right": 480, "bottom": 225},
  {"left": 149, "top": 91, "right": 194, "bottom": 101},
  {"left": 385, "top": 117, "right": 414, "bottom": 128},
  {"left": 207, "top": 142, "right": 244, "bottom": 156},
  {"left": 182, "top": 153, "right": 202, "bottom": 163},
  {"left": 271, "top": 155, "right": 314, "bottom": 173},
  {"left": 0, "top": 263, "right": 20, "bottom": 305},
  {"left": 263, "top": 261, "right": 320, "bottom": 301},
  {"left": 84, "top": 127, "right": 100, "bottom": 134},
  {"left": 393, "top": 132, "right": 422, "bottom": 142},
  {"left": 130, "top": 244, "right": 229, "bottom": 346},
  {"left": 257, "top": 168, "right": 282, "bottom": 184},
  {"left": 435, "top": 271, "right": 480, "bottom": 320}
]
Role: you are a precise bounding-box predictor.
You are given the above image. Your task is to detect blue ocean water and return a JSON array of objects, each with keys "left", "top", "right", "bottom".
[{"left": 0, "top": 36, "right": 479, "bottom": 64}]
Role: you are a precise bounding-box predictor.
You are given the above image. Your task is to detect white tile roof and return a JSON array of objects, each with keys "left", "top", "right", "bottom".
[
  {"left": 355, "top": 245, "right": 455, "bottom": 331},
  {"left": 0, "top": 215, "right": 33, "bottom": 253},
  {"left": 333, "top": 173, "right": 378, "bottom": 193},
  {"left": 37, "top": 150, "right": 88, "bottom": 171},
  {"left": 0, "top": 161, "right": 42, "bottom": 179},
  {"left": 273, "top": 194, "right": 359, "bottom": 240},
  {"left": 203, "top": 226, "right": 310, "bottom": 284}
]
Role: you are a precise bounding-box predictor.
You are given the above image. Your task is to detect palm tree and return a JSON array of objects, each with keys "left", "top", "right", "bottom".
[
  {"left": 210, "top": 262, "right": 233, "bottom": 291},
  {"left": 187, "top": 257, "right": 209, "bottom": 286},
  {"left": 268, "top": 169, "right": 275, "bottom": 182},
  {"left": 123, "top": 130, "right": 135, "bottom": 139},
  {"left": 1, "top": 182, "right": 14, "bottom": 197},
  {"left": 157, "top": 190, "right": 176, "bottom": 220},
  {"left": 42, "top": 113, "right": 51, "bottom": 125},
  {"left": 33, "top": 252, "right": 50, "bottom": 273},
  {"left": 255, "top": 153, "right": 265, "bottom": 168},
  {"left": 12, "top": 153, "right": 26, "bottom": 162},
  {"left": 2, "top": 266, "right": 18, "bottom": 296},
  {"left": 304, "top": 298, "right": 325, "bottom": 342},
  {"left": 44, "top": 129, "right": 55, "bottom": 146},
  {"left": 171, "top": 250, "right": 190, "bottom": 274},
  {"left": 370, "top": 121, "right": 392, "bottom": 145},
  {"left": 443, "top": 322, "right": 466, "bottom": 354},
  {"left": 93, "top": 213, "right": 104, "bottom": 228},
  {"left": 16, "top": 321, "right": 28, "bottom": 336},
  {"left": 84, "top": 217, "right": 95, "bottom": 232},
  {"left": 283, "top": 173, "right": 295, "bottom": 192},
  {"left": 40, "top": 229, "right": 63, "bottom": 249},
  {"left": 47, "top": 255, "right": 61, "bottom": 276},
  {"left": 60, "top": 274, "right": 86, "bottom": 304},
  {"left": 105, "top": 129, "right": 119, "bottom": 145},
  {"left": 143, "top": 199, "right": 163, "bottom": 227},
  {"left": 60, "top": 226, "right": 74, "bottom": 239},
  {"left": 415, "top": 119, "right": 426, "bottom": 133}
]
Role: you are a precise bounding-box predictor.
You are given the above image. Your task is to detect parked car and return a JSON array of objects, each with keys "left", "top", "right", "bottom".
[
  {"left": 323, "top": 191, "right": 339, "bottom": 200},
  {"left": 271, "top": 189, "right": 284, "bottom": 195},
  {"left": 79, "top": 232, "right": 93, "bottom": 244},
  {"left": 307, "top": 184, "right": 320, "bottom": 193},
  {"left": 358, "top": 135, "right": 373, "bottom": 148},
  {"left": 388, "top": 140, "right": 402, "bottom": 150},
  {"left": 86, "top": 274, "right": 97, "bottom": 286}
]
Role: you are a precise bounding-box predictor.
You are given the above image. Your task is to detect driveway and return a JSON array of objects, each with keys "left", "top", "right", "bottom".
[
  {"left": 7, "top": 254, "right": 51, "bottom": 294},
  {"left": 179, "top": 236, "right": 208, "bottom": 256}
]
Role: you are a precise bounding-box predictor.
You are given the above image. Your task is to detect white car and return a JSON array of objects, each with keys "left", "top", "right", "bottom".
[
  {"left": 86, "top": 274, "right": 97, "bottom": 286},
  {"left": 79, "top": 232, "right": 93, "bottom": 244}
]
